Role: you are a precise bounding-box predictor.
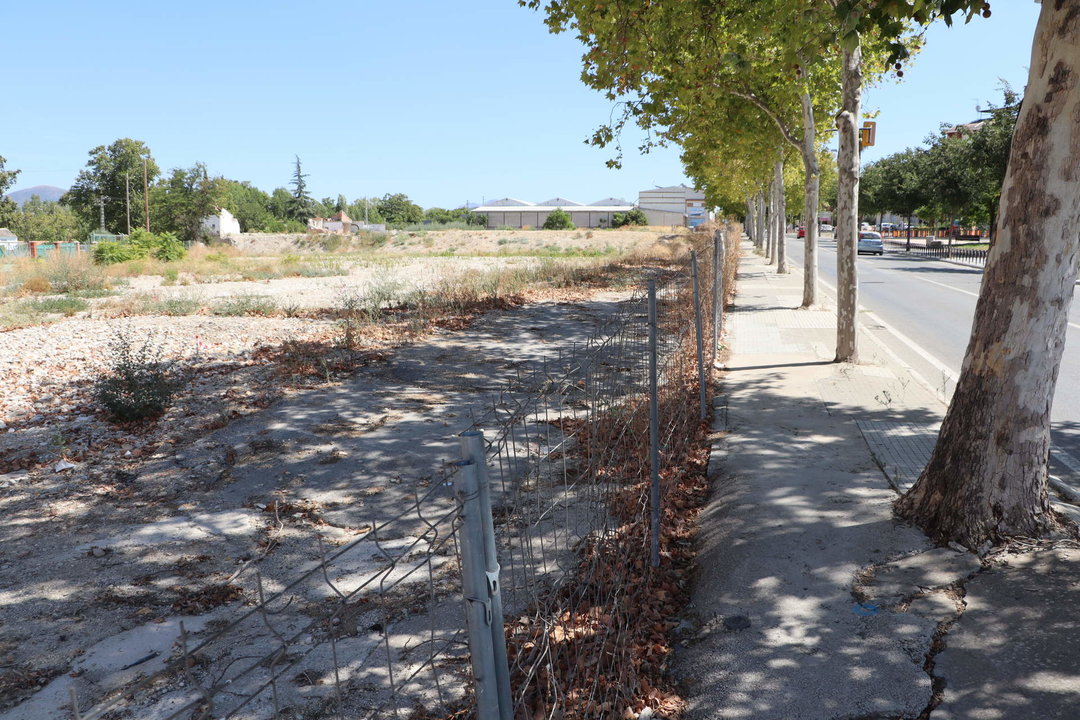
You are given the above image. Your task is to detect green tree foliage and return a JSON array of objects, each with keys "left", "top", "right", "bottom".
[
  {"left": 376, "top": 193, "right": 423, "bottom": 226},
  {"left": 423, "top": 206, "right": 487, "bottom": 226},
  {"left": 870, "top": 147, "right": 930, "bottom": 225},
  {"left": 150, "top": 163, "right": 226, "bottom": 243},
  {"left": 311, "top": 197, "right": 337, "bottom": 218},
  {"left": 611, "top": 207, "right": 648, "bottom": 228},
  {"left": 958, "top": 87, "right": 1018, "bottom": 229},
  {"left": 64, "top": 139, "right": 159, "bottom": 233},
  {"left": 11, "top": 195, "right": 83, "bottom": 243},
  {"left": 288, "top": 156, "right": 314, "bottom": 221},
  {"left": 219, "top": 180, "right": 276, "bottom": 232},
  {"left": 858, "top": 160, "right": 889, "bottom": 222},
  {"left": 346, "top": 198, "right": 384, "bottom": 225},
  {"left": 543, "top": 207, "right": 575, "bottom": 230},
  {"left": 857, "top": 87, "right": 1015, "bottom": 231},
  {"left": 0, "top": 155, "right": 20, "bottom": 227},
  {"left": 268, "top": 187, "right": 293, "bottom": 220}
]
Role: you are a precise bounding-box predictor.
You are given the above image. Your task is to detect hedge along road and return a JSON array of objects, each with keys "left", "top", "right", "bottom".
[{"left": 785, "top": 232, "right": 1080, "bottom": 485}]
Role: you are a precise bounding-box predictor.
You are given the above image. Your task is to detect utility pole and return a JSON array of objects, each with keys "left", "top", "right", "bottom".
[
  {"left": 143, "top": 156, "right": 150, "bottom": 231},
  {"left": 125, "top": 173, "right": 131, "bottom": 234}
]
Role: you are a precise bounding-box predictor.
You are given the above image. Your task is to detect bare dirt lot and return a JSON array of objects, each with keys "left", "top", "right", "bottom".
[{"left": 0, "top": 228, "right": 693, "bottom": 719}]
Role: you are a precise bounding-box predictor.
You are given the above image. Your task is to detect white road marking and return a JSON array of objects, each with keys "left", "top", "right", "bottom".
[
  {"left": 910, "top": 266, "right": 1080, "bottom": 332},
  {"left": 811, "top": 260, "right": 1080, "bottom": 478}
]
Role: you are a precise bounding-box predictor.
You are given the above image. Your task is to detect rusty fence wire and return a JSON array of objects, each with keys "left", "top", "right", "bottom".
[{"left": 60, "top": 231, "right": 736, "bottom": 720}]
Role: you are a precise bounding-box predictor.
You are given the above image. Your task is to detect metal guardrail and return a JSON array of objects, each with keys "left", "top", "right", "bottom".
[{"left": 883, "top": 239, "right": 989, "bottom": 268}]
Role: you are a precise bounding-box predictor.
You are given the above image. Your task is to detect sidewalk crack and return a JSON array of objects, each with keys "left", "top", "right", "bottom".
[{"left": 914, "top": 565, "right": 987, "bottom": 720}]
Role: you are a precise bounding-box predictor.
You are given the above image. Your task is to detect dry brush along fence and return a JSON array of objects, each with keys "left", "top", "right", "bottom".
[{"left": 60, "top": 230, "right": 739, "bottom": 720}]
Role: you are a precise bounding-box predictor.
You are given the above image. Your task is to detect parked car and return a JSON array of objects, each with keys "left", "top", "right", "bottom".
[
  {"left": 857, "top": 231, "right": 884, "bottom": 255},
  {"left": 819, "top": 223, "right": 834, "bottom": 233},
  {"left": 797, "top": 226, "right": 805, "bottom": 238},
  {"left": 879, "top": 222, "right": 896, "bottom": 231}
]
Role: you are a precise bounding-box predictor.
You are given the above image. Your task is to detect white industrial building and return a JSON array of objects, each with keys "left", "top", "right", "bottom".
[
  {"left": 472, "top": 197, "right": 634, "bottom": 229},
  {"left": 638, "top": 185, "right": 710, "bottom": 227},
  {"left": 472, "top": 185, "right": 710, "bottom": 229}
]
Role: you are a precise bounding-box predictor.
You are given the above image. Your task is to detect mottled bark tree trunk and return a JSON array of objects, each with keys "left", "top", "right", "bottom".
[
  {"left": 896, "top": 2, "right": 1080, "bottom": 548},
  {"left": 800, "top": 90, "right": 820, "bottom": 307},
  {"left": 774, "top": 158, "right": 788, "bottom": 273},
  {"left": 758, "top": 193, "right": 767, "bottom": 258},
  {"left": 776, "top": 156, "right": 788, "bottom": 274},
  {"left": 834, "top": 38, "right": 862, "bottom": 363},
  {"left": 746, "top": 196, "right": 757, "bottom": 249}
]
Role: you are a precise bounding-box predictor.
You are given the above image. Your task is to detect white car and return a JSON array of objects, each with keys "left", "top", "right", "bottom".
[
  {"left": 858, "top": 231, "right": 884, "bottom": 255},
  {"left": 819, "top": 223, "right": 834, "bottom": 233}
]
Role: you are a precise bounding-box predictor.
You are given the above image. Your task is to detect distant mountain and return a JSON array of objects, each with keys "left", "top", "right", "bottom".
[{"left": 6, "top": 185, "right": 67, "bottom": 206}]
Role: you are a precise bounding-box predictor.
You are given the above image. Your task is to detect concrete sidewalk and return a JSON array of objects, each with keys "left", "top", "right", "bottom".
[{"left": 672, "top": 242, "right": 1080, "bottom": 719}]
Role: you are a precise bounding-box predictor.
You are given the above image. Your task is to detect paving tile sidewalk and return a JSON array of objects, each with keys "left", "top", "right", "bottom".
[{"left": 672, "top": 241, "right": 1080, "bottom": 719}]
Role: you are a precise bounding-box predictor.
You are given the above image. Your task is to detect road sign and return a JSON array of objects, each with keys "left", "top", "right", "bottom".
[{"left": 859, "top": 121, "right": 877, "bottom": 149}]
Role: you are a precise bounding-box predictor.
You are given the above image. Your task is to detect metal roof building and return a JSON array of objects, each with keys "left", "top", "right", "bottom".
[
  {"left": 473, "top": 185, "right": 710, "bottom": 229},
  {"left": 472, "top": 198, "right": 635, "bottom": 229}
]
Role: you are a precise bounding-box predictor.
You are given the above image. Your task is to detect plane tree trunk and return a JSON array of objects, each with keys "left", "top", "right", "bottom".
[
  {"left": 834, "top": 37, "right": 862, "bottom": 363},
  {"left": 758, "top": 193, "right": 767, "bottom": 259},
  {"left": 774, "top": 158, "right": 788, "bottom": 273},
  {"left": 896, "top": 1, "right": 1080, "bottom": 548},
  {"left": 800, "top": 89, "right": 820, "bottom": 307}
]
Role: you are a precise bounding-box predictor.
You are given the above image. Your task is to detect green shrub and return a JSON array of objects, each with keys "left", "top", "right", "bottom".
[
  {"left": 612, "top": 207, "right": 648, "bottom": 228},
  {"left": 152, "top": 232, "right": 187, "bottom": 262},
  {"left": 94, "top": 329, "right": 182, "bottom": 423},
  {"left": 94, "top": 230, "right": 186, "bottom": 265},
  {"left": 543, "top": 208, "right": 575, "bottom": 230},
  {"left": 93, "top": 241, "right": 136, "bottom": 265},
  {"left": 127, "top": 229, "right": 158, "bottom": 259}
]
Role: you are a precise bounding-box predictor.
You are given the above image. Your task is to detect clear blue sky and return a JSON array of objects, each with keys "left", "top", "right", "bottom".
[{"left": 2, "top": 1, "right": 1040, "bottom": 209}]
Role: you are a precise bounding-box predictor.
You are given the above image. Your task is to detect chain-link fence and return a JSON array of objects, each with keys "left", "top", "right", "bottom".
[{"left": 57, "top": 230, "right": 738, "bottom": 720}]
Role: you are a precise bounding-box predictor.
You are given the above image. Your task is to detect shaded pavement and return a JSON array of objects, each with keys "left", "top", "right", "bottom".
[{"left": 673, "top": 241, "right": 1080, "bottom": 719}]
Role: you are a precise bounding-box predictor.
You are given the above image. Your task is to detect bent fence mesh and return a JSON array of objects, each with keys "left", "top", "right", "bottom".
[{"left": 62, "top": 234, "right": 733, "bottom": 720}]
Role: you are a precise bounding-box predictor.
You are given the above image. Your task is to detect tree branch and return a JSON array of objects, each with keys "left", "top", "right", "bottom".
[{"left": 729, "top": 89, "right": 803, "bottom": 151}]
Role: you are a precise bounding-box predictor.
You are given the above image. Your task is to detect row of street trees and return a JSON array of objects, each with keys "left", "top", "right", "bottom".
[
  {"left": 861, "top": 87, "right": 1019, "bottom": 234},
  {"left": 4, "top": 142, "right": 482, "bottom": 243},
  {"left": 525, "top": 0, "right": 1080, "bottom": 548}
]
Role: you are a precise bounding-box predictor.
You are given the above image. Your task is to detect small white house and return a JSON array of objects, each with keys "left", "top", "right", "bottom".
[{"left": 201, "top": 208, "right": 241, "bottom": 238}]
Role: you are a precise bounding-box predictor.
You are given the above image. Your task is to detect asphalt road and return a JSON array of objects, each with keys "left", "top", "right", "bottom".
[{"left": 783, "top": 232, "right": 1080, "bottom": 480}]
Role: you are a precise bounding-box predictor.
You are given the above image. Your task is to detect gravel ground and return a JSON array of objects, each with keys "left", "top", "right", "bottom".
[
  {"left": 0, "top": 233, "right": 664, "bottom": 717},
  {"left": 121, "top": 255, "right": 548, "bottom": 308}
]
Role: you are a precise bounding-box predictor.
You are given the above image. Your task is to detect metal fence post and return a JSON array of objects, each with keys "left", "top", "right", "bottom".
[
  {"left": 712, "top": 231, "right": 723, "bottom": 354},
  {"left": 648, "top": 279, "right": 660, "bottom": 568},
  {"left": 454, "top": 459, "right": 500, "bottom": 719},
  {"left": 690, "top": 251, "right": 707, "bottom": 421},
  {"left": 459, "top": 431, "right": 513, "bottom": 720}
]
